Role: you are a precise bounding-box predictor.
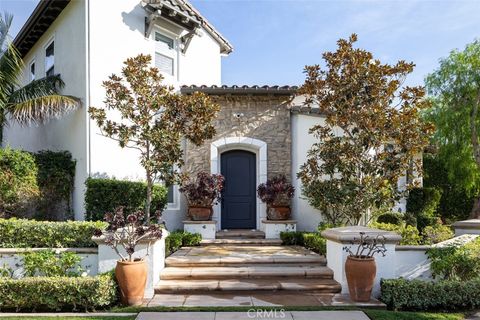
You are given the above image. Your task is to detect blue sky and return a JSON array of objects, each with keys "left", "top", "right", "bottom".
[{"left": 1, "top": 0, "right": 479, "bottom": 87}]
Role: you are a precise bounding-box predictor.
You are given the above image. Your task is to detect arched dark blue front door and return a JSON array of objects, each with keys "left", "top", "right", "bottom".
[{"left": 221, "top": 150, "right": 256, "bottom": 229}]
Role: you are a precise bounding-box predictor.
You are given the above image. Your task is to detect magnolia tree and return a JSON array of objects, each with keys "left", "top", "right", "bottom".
[
  {"left": 89, "top": 54, "right": 219, "bottom": 221},
  {"left": 297, "top": 34, "right": 434, "bottom": 226}
]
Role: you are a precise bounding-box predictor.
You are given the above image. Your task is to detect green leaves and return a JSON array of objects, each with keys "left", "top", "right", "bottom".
[
  {"left": 0, "top": 218, "right": 106, "bottom": 248},
  {"left": 89, "top": 54, "right": 219, "bottom": 219},
  {"left": 380, "top": 278, "right": 480, "bottom": 311},
  {"left": 298, "top": 34, "right": 433, "bottom": 225},
  {"left": 425, "top": 40, "right": 480, "bottom": 217},
  {"left": 0, "top": 273, "right": 117, "bottom": 311},
  {"left": 22, "top": 249, "right": 83, "bottom": 277}
]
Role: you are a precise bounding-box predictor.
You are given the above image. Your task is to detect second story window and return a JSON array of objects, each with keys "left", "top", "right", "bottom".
[
  {"left": 155, "top": 53, "right": 174, "bottom": 76},
  {"left": 154, "top": 31, "right": 176, "bottom": 77},
  {"left": 29, "top": 61, "right": 35, "bottom": 82},
  {"left": 155, "top": 32, "right": 174, "bottom": 49},
  {"left": 45, "top": 41, "right": 54, "bottom": 77}
]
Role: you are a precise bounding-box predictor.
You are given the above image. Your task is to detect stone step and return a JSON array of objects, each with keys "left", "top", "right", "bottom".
[
  {"left": 216, "top": 229, "right": 265, "bottom": 239},
  {"left": 165, "top": 246, "right": 326, "bottom": 267},
  {"left": 154, "top": 278, "right": 341, "bottom": 293},
  {"left": 160, "top": 265, "right": 334, "bottom": 280},
  {"left": 201, "top": 239, "right": 283, "bottom": 246}
]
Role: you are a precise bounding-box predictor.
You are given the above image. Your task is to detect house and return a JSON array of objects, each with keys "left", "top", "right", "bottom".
[{"left": 3, "top": 0, "right": 408, "bottom": 232}]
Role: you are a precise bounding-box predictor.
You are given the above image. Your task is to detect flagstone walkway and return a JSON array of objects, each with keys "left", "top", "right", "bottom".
[{"left": 136, "top": 310, "right": 371, "bottom": 320}]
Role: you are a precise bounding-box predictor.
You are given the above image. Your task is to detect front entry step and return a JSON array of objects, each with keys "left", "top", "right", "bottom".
[
  {"left": 161, "top": 265, "right": 334, "bottom": 280},
  {"left": 157, "top": 244, "right": 341, "bottom": 296},
  {"left": 216, "top": 229, "right": 265, "bottom": 239},
  {"left": 154, "top": 278, "right": 341, "bottom": 293},
  {"left": 201, "top": 239, "right": 282, "bottom": 246}
]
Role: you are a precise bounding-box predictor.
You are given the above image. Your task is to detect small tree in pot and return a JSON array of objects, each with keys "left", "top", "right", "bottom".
[
  {"left": 93, "top": 207, "right": 163, "bottom": 306},
  {"left": 257, "top": 175, "right": 295, "bottom": 220},
  {"left": 180, "top": 171, "right": 224, "bottom": 221},
  {"left": 343, "top": 232, "right": 387, "bottom": 302}
]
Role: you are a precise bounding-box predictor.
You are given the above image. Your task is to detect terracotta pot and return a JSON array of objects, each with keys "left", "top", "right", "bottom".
[
  {"left": 345, "top": 255, "right": 376, "bottom": 302},
  {"left": 115, "top": 259, "right": 147, "bottom": 306},
  {"left": 188, "top": 206, "right": 213, "bottom": 221},
  {"left": 267, "top": 206, "right": 291, "bottom": 220}
]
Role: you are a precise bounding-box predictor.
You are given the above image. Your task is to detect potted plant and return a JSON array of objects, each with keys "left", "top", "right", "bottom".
[
  {"left": 180, "top": 171, "right": 224, "bottom": 221},
  {"left": 343, "top": 232, "right": 387, "bottom": 302},
  {"left": 257, "top": 175, "right": 295, "bottom": 220},
  {"left": 93, "top": 207, "right": 163, "bottom": 306}
]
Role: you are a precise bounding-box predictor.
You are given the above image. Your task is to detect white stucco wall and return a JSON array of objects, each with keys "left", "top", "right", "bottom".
[
  {"left": 3, "top": 0, "right": 88, "bottom": 220},
  {"left": 291, "top": 114, "right": 326, "bottom": 231},
  {"left": 87, "top": 0, "right": 224, "bottom": 229},
  {"left": 5, "top": 0, "right": 225, "bottom": 227}
]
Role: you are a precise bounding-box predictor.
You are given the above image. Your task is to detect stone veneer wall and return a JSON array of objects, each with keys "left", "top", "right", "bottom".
[{"left": 185, "top": 95, "right": 291, "bottom": 179}]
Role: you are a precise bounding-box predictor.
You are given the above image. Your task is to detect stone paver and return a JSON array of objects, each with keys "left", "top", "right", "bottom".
[
  {"left": 136, "top": 311, "right": 370, "bottom": 320},
  {"left": 141, "top": 293, "right": 385, "bottom": 308}
]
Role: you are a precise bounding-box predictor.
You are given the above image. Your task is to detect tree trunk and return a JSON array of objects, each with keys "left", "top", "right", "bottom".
[
  {"left": 145, "top": 172, "right": 152, "bottom": 223},
  {"left": 470, "top": 196, "right": 480, "bottom": 219},
  {"left": 469, "top": 91, "right": 480, "bottom": 219},
  {"left": 144, "top": 142, "right": 151, "bottom": 223}
]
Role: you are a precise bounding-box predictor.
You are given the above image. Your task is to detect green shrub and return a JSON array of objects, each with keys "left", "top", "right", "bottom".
[
  {"left": 84, "top": 178, "right": 168, "bottom": 221},
  {"left": 406, "top": 187, "right": 442, "bottom": 231},
  {"left": 427, "top": 238, "right": 480, "bottom": 281},
  {"left": 380, "top": 278, "right": 480, "bottom": 311},
  {"left": 181, "top": 232, "right": 202, "bottom": 247},
  {"left": 0, "top": 273, "right": 117, "bottom": 311},
  {"left": 34, "top": 151, "right": 76, "bottom": 221},
  {"left": 165, "top": 231, "right": 201, "bottom": 256},
  {"left": 423, "top": 155, "right": 473, "bottom": 223},
  {"left": 422, "top": 224, "right": 454, "bottom": 245},
  {"left": 377, "top": 212, "right": 404, "bottom": 225},
  {"left": 280, "top": 231, "right": 326, "bottom": 255},
  {"left": 302, "top": 233, "right": 326, "bottom": 255},
  {"left": 370, "top": 222, "right": 421, "bottom": 245},
  {"left": 0, "top": 218, "right": 106, "bottom": 248},
  {"left": 22, "top": 250, "right": 83, "bottom": 277},
  {"left": 0, "top": 147, "right": 39, "bottom": 217},
  {"left": 280, "top": 231, "right": 306, "bottom": 246}
]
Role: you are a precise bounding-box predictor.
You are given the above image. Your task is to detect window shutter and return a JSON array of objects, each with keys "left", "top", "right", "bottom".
[{"left": 155, "top": 52, "right": 174, "bottom": 76}]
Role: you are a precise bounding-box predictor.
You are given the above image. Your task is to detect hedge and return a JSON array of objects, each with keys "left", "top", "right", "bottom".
[
  {"left": 380, "top": 278, "right": 480, "bottom": 311},
  {"left": 0, "top": 273, "right": 117, "bottom": 311},
  {"left": 280, "top": 231, "right": 326, "bottom": 255},
  {"left": 85, "top": 178, "right": 168, "bottom": 221},
  {"left": 406, "top": 187, "right": 442, "bottom": 231},
  {"left": 165, "top": 231, "right": 202, "bottom": 256},
  {"left": 34, "top": 150, "right": 76, "bottom": 220},
  {"left": 0, "top": 147, "right": 39, "bottom": 217},
  {"left": 0, "top": 218, "right": 106, "bottom": 248}
]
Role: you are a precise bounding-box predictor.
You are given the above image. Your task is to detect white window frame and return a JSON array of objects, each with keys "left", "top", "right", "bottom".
[
  {"left": 44, "top": 37, "right": 55, "bottom": 77},
  {"left": 166, "top": 184, "right": 180, "bottom": 210},
  {"left": 152, "top": 27, "right": 178, "bottom": 80},
  {"left": 28, "top": 59, "right": 36, "bottom": 83}
]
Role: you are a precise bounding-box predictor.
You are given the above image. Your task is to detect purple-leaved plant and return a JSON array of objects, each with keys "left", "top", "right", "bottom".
[
  {"left": 93, "top": 207, "right": 163, "bottom": 261},
  {"left": 179, "top": 171, "right": 224, "bottom": 207}
]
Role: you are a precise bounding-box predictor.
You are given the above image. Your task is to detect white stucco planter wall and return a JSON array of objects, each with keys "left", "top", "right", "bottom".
[
  {"left": 184, "top": 220, "right": 216, "bottom": 239},
  {"left": 0, "top": 248, "right": 98, "bottom": 277},
  {"left": 453, "top": 219, "right": 480, "bottom": 236},
  {"left": 394, "top": 246, "right": 431, "bottom": 280},
  {"left": 262, "top": 219, "right": 296, "bottom": 239},
  {"left": 322, "top": 226, "right": 401, "bottom": 298},
  {"left": 93, "top": 230, "right": 169, "bottom": 299}
]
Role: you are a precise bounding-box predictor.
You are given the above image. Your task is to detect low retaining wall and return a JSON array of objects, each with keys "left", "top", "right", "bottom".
[
  {"left": 0, "top": 247, "right": 99, "bottom": 276},
  {"left": 394, "top": 234, "right": 478, "bottom": 280}
]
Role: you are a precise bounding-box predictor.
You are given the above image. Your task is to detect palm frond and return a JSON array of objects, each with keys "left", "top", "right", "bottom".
[
  {"left": 8, "top": 94, "right": 80, "bottom": 125},
  {"left": 0, "top": 12, "right": 13, "bottom": 52},
  {"left": 0, "top": 43, "right": 22, "bottom": 106},
  {"left": 8, "top": 74, "right": 65, "bottom": 104}
]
